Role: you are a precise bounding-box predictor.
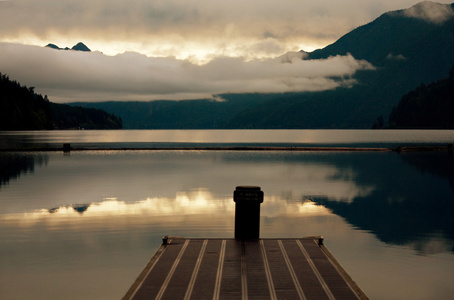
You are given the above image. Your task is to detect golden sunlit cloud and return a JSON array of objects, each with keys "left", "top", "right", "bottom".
[
  {"left": 1, "top": 33, "right": 325, "bottom": 64},
  {"left": 2, "top": 0, "right": 450, "bottom": 61},
  {"left": 1, "top": 0, "right": 452, "bottom": 101},
  {"left": 0, "top": 194, "right": 332, "bottom": 226}
]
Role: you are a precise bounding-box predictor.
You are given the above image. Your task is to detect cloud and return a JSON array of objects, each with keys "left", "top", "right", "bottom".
[
  {"left": 0, "top": 42, "right": 374, "bottom": 102},
  {"left": 2, "top": 0, "right": 451, "bottom": 60},
  {"left": 402, "top": 1, "right": 454, "bottom": 24}
]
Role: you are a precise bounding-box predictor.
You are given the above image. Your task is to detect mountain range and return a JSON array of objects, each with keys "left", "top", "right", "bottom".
[
  {"left": 71, "top": 1, "right": 454, "bottom": 129},
  {"left": 45, "top": 42, "right": 91, "bottom": 52}
]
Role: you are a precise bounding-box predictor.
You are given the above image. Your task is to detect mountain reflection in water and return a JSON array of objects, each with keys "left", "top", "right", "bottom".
[
  {"left": 1, "top": 149, "right": 454, "bottom": 300},
  {"left": 1, "top": 150, "right": 452, "bottom": 254},
  {"left": 306, "top": 151, "right": 454, "bottom": 254}
]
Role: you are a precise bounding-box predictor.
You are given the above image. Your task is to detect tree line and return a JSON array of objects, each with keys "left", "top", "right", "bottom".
[
  {"left": 0, "top": 73, "right": 53, "bottom": 130},
  {"left": 386, "top": 66, "right": 454, "bottom": 129},
  {"left": 0, "top": 73, "right": 122, "bottom": 130}
]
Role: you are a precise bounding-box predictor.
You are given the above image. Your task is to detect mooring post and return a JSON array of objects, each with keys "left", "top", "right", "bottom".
[
  {"left": 234, "top": 186, "right": 264, "bottom": 239},
  {"left": 63, "top": 143, "right": 71, "bottom": 153}
]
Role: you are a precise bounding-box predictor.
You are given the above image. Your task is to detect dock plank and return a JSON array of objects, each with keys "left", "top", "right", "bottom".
[
  {"left": 190, "top": 239, "right": 222, "bottom": 299},
  {"left": 244, "top": 240, "right": 271, "bottom": 299},
  {"left": 219, "top": 239, "right": 243, "bottom": 299},
  {"left": 282, "top": 239, "right": 331, "bottom": 300},
  {"left": 261, "top": 239, "right": 300, "bottom": 299},
  {"left": 123, "top": 238, "right": 367, "bottom": 300}
]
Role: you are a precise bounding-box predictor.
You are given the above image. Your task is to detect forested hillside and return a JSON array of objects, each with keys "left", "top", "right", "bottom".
[
  {"left": 0, "top": 73, "right": 122, "bottom": 130},
  {"left": 50, "top": 103, "right": 122, "bottom": 130},
  {"left": 0, "top": 73, "right": 53, "bottom": 130},
  {"left": 71, "top": 93, "right": 277, "bottom": 129},
  {"left": 388, "top": 66, "right": 454, "bottom": 129}
]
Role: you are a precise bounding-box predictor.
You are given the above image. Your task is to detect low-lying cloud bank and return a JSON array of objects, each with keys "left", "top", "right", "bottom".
[{"left": 0, "top": 43, "right": 374, "bottom": 102}]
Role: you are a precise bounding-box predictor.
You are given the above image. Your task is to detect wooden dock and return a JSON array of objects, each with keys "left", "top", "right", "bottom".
[{"left": 123, "top": 237, "right": 368, "bottom": 300}]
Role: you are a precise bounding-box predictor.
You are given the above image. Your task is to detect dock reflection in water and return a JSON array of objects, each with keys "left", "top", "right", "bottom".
[{"left": 0, "top": 150, "right": 453, "bottom": 300}]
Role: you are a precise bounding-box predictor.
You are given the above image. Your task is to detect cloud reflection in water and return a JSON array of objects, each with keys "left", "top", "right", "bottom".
[
  {"left": 0, "top": 192, "right": 330, "bottom": 224},
  {"left": 1, "top": 150, "right": 454, "bottom": 300},
  {"left": 1, "top": 150, "right": 453, "bottom": 254}
]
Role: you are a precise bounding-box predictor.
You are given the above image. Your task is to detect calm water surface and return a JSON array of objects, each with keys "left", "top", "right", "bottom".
[
  {"left": 1, "top": 130, "right": 454, "bottom": 299},
  {"left": 2, "top": 129, "right": 454, "bottom": 149}
]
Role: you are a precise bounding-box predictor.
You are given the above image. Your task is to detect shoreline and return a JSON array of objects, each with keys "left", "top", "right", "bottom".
[{"left": 1, "top": 145, "right": 452, "bottom": 152}]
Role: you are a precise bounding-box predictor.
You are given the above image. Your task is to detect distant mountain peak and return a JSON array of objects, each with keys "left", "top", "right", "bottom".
[
  {"left": 71, "top": 42, "right": 91, "bottom": 52},
  {"left": 45, "top": 43, "right": 60, "bottom": 50},
  {"left": 396, "top": 1, "right": 454, "bottom": 24},
  {"left": 278, "top": 51, "right": 308, "bottom": 63},
  {"left": 45, "top": 42, "right": 91, "bottom": 52}
]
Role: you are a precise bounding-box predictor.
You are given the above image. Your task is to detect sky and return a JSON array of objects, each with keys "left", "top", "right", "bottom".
[{"left": 0, "top": 0, "right": 453, "bottom": 102}]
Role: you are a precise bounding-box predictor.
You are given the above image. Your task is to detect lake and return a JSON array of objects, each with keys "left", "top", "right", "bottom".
[
  {"left": 2, "top": 129, "right": 454, "bottom": 149},
  {"left": 1, "top": 130, "right": 454, "bottom": 299}
]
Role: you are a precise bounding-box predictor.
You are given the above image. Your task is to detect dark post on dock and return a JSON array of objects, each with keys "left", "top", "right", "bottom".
[{"left": 234, "top": 186, "right": 263, "bottom": 239}]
